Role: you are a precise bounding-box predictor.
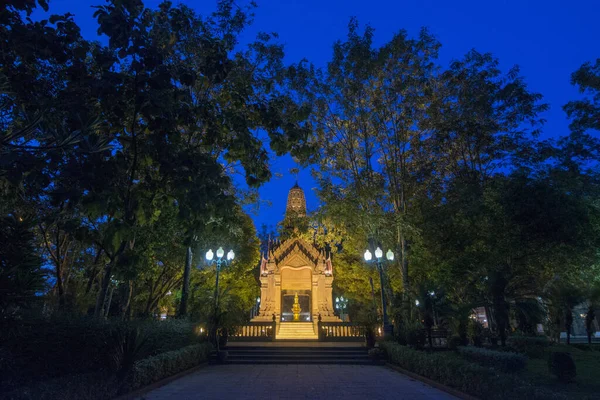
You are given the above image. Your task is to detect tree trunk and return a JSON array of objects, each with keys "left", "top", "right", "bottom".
[
  {"left": 85, "top": 248, "right": 104, "bottom": 295},
  {"left": 178, "top": 246, "right": 192, "bottom": 318},
  {"left": 94, "top": 242, "right": 126, "bottom": 318},
  {"left": 397, "top": 228, "right": 410, "bottom": 319},
  {"left": 104, "top": 284, "right": 115, "bottom": 317},
  {"left": 121, "top": 280, "right": 133, "bottom": 320},
  {"left": 94, "top": 260, "right": 115, "bottom": 318},
  {"left": 493, "top": 295, "right": 508, "bottom": 346},
  {"left": 566, "top": 309, "right": 573, "bottom": 345},
  {"left": 56, "top": 263, "right": 66, "bottom": 309},
  {"left": 144, "top": 285, "right": 155, "bottom": 317}
]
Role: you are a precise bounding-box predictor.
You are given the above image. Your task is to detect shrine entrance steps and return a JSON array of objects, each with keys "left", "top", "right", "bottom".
[
  {"left": 222, "top": 343, "right": 373, "bottom": 365},
  {"left": 276, "top": 322, "right": 318, "bottom": 340}
]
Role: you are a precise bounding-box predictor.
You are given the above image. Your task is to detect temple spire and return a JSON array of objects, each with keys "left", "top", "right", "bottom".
[{"left": 285, "top": 182, "right": 306, "bottom": 218}]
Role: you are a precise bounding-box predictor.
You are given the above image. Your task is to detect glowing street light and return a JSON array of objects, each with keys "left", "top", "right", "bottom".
[
  {"left": 335, "top": 296, "right": 349, "bottom": 321},
  {"left": 205, "top": 246, "right": 235, "bottom": 310},
  {"left": 364, "top": 244, "right": 395, "bottom": 337},
  {"left": 386, "top": 249, "right": 394, "bottom": 261}
]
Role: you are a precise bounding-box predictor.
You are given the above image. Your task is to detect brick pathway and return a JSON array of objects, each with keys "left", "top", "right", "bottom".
[{"left": 138, "top": 364, "right": 457, "bottom": 400}]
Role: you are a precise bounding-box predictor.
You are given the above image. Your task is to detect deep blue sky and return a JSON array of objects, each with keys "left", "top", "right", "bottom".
[{"left": 37, "top": 0, "right": 600, "bottom": 230}]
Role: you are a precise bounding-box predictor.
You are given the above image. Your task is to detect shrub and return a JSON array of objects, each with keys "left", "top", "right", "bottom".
[
  {"left": 507, "top": 335, "right": 550, "bottom": 358},
  {"left": 548, "top": 352, "right": 577, "bottom": 383},
  {"left": 571, "top": 344, "right": 600, "bottom": 352},
  {"left": 447, "top": 335, "right": 463, "bottom": 350},
  {"left": 483, "top": 328, "right": 499, "bottom": 346},
  {"left": 396, "top": 321, "right": 425, "bottom": 348},
  {"left": 1, "top": 371, "right": 117, "bottom": 400},
  {"left": 368, "top": 348, "right": 386, "bottom": 359},
  {"left": 380, "top": 341, "right": 567, "bottom": 400},
  {"left": 1, "top": 316, "right": 121, "bottom": 390},
  {"left": 0, "top": 316, "right": 205, "bottom": 390},
  {"left": 457, "top": 346, "right": 527, "bottom": 373},
  {"left": 125, "top": 343, "right": 212, "bottom": 392},
  {"left": 3, "top": 343, "right": 213, "bottom": 399},
  {"left": 468, "top": 319, "right": 484, "bottom": 347},
  {"left": 137, "top": 319, "right": 203, "bottom": 358}
]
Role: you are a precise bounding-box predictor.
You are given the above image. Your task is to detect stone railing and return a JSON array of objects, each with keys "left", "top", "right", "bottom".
[
  {"left": 228, "top": 321, "right": 276, "bottom": 342},
  {"left": 318, "top": 321, "right": 365, "bottom": 341}
]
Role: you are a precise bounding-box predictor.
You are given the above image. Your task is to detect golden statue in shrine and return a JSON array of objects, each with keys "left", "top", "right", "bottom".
[{"left": 292, "top": 293, "right": 301, "bottom": 321}]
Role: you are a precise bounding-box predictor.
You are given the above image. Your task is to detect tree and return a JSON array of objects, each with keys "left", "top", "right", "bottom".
[
  {"left": 564, "top": 59, "right": 600, "bottom": 136},
  {"left": 1, "top": 0, "right": 314, "bottom": 322},
  {"left": 303, "top": 20, "right": 442, "bottom": 318},
  {"left": 86, "top": 0, "right": 314, "bottom": 316},
  {"left": 0, "top": 216, "right": 46, "bottom": 321},
  {"left": 547, "top": 282, "right": 586, "bottom": 345}
]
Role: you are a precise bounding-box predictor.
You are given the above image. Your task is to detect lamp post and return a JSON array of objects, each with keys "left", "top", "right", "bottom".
[
  {"left": 205, "top": 247, "right": 234, "bottom": 348},
  {"left": 205, "top": 247, "right": 235, "bottom": 310},
  {"left": 364, "top": 246, "right": 394, "bottom": 338},
  {"left": 335, "top": 296, "right": 348, "bottom": 321},
  {"left": 253, "top": 297, "right": 260, "bottom": 318}
]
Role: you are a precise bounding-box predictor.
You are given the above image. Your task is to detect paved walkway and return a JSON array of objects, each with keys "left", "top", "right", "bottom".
[{"left": 138, "top": 364, "right": 457, "bottom": 400}]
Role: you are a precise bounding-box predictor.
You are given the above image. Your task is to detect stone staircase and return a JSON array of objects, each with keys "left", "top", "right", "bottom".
[
  {"left": 276, "top": 322, "right": 318, "bottom": 340},
  {"left": 224, "top": 346, "right": 372, "bottom": 364}
]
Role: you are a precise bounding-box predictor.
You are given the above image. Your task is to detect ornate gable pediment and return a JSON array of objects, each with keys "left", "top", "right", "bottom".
[
  {"left": 281, "top": 252, "right": 312, "bottom": 268},
  {"left": 271, "top": 238, "right": 320, "bottom": 268}
]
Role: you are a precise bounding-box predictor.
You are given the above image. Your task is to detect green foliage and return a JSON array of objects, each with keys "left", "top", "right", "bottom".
[
  {"left": 1, "top": 0, "right": 310, "bottom": 321},
  {"left": 571, "top": 344, "right": 600, "bottom": 352},
  {"left": 111, "top": 327, "right": 148, "bottom": 384},
  {"left": 564, "top": 59, "right": 600, "bottom": 135},
  {"left": 457, "top": 346, "right": 527, "bottom": 373},
  {"left": 380, "top": 341, "right": 567, "bottom": 400},
  {"left": 396, "top": 320, "right": 425, "bottom": 349},
  {"left": 0, "top": 216, "right": 46, "bottom": 320},
  {"left": 0, "top": 317, "right": 204, "bottom": 390},
  {"left": 468, "top": 319, "right": 484, "bottom": 346},
  {"left": 2, "top": 371, "right": 117, "bottom": 400},
  {"left": 447, "top": 335, "right": 463, "bottom": 351},
  {"left": 548, "top": 352, "right": 577, "bottom": 383},
  {"left": 546, "top": 282, "right": 586, "bottom": 344},
  {"left": 2, "top": 342, "right": 213, "bottom": 400},
  {"left": 124, "top": 343, "right": 212, "bottom": 392},
  {"left": 367, "top": 347, "right": 385, "bottom": 359},
  {"left": 507, "top": 335, "right": 550, "bottom": 359}
]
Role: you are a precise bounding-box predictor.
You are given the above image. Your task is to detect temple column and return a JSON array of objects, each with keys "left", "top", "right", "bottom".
[
  {"left": 312, "top": 273, "right": 319, "bottom": 318},
  {"left": 274, "top": 274, "right": 281, "bottom": 322}
]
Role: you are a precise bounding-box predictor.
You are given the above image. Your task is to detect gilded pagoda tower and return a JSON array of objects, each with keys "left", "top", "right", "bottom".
[{"left": 252, "top": 183, "right": 340, "bottom": 339}]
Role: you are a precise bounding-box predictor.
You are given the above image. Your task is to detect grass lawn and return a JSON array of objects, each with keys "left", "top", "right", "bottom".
[{"left": 522, "top": 345, "right": 600, "bottom": 399}]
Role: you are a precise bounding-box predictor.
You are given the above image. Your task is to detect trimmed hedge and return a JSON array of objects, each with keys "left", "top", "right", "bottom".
[
  {"left": 507, "top": 335, "right": 549, "bottom": 358},
  {"left": 380, "top": 341, "right": 567, "bottom": 400},
  {"left": 125, "top": 343, "right": 212, "bottom": 392},
  {"left": 1, "top": 372, "right": 117, "bottom": 400},
  {"left": 3, "top": 343, "right": 213, "bottom": 400},
  {"left": 1, "top": 317, "right": 205, "bottom": 389},
  {"left": 457, "top": 346, "right": 527, "bottom": 373}
]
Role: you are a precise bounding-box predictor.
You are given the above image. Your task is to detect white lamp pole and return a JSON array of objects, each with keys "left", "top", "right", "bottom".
[
  {"left": 335, "top": 296, "right": 348, "bottom": 321},
  {"left": 364, "top": 246, "right": 395, "bottom": 337},
  {"left": 205, "top": 247, "right": 235, "bottom": 310}
]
